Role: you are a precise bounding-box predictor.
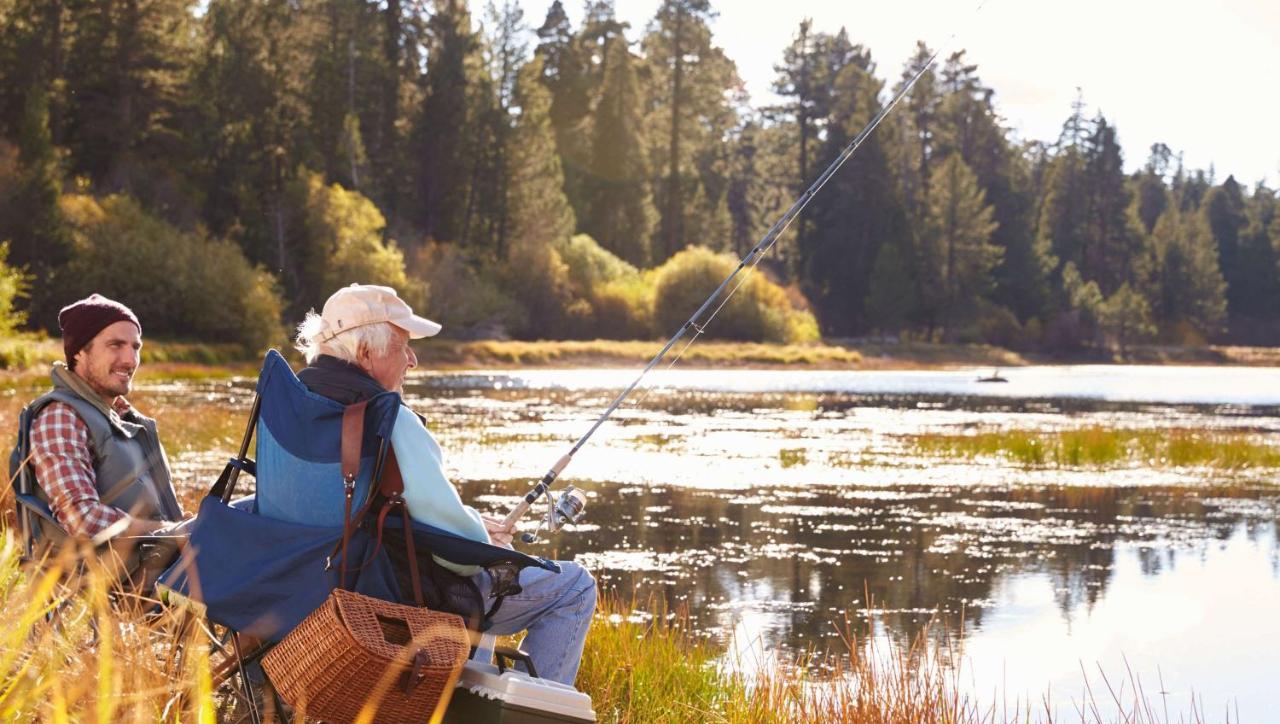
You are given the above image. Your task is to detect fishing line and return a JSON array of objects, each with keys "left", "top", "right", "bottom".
[{"left": 504, "top": 1, "right": 990, "bottom": 542}]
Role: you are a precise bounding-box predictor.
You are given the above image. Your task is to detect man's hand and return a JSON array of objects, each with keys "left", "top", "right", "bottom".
[{"left": 481, "top": 514, "right": 515, "bottom": 548}]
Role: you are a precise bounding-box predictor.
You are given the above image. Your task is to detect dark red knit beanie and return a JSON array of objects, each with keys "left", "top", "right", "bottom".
[{"left": 58, "top": 294, "right": 141, "bottom": 370}]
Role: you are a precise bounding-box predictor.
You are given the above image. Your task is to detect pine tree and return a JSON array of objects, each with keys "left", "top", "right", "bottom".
[
  {"left": 412, "top": 0, "right": 481, "bottom": 244},
  {"left": 802, "top": 50, "right": 909, "bottom": 336},
  {"left": 1202, "top": 176, "right": 1249, "bottom": 321},
  {"left": 507, "top": 57, "right": 575, "bottom": 248},
  {"left": 921, "top": 154, "right": 1001, "bottom": 338},
  {"left": 1230, "top": 185, "right": 1280, "bottom": 332},
  {"left": 503, "top": 56, "right": 577, "bottom": 338},
  {"left": 888, "top": 42, "right": 941, "bottom": 222},
  {"left": 933, "top": 52, "right": 1043, "bottom": 322},
  {"left": 1132, "top": 143, "right": 1172, "bottom": 235},
  {"left": 772, "top": 23, "right": 861, "bottom": 275},
  {"left": 864, "top": 236, "right": 916, "bottom": 337},
  {"left": 189, "top": 0, "right": 308, "bottom": 291},
  {"left": 643, "top": 0, "right": 738, "bottom": 261},
  {"left": 61, "top": 0, "right": 198, "bottom": 199},
  {"left": 1098, "top": 282, "right": 1154, "bottom": 355},
  {"left": 303, "top": 0, "right": 382, "bottom": 192},
  {"left": 1081, "top": 114, "right": 1138, "bottom": 293},
  {"left": 581, "top": 36, "right": 654, "bottom": 266},
  {"left": 1146, "top": 207, "right": 1227, "bottom": 340}
]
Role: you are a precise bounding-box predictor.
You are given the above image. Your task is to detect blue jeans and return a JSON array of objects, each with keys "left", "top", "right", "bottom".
[{"left": 473, "top": 561, "right": 596, "bottom": 686}]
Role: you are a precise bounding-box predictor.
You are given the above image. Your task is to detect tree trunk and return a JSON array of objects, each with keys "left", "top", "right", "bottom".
[
  {"left": 663, "top": 7, "right": 684, "bottom": 261},
  {"left": 380, "top": 0, "right": 401, "bottom": 230}
]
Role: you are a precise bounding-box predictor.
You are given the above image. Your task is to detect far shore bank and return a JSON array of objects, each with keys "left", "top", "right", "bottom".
[{"left": 3, "top": 335, "right": 1279, "bottom": 391}]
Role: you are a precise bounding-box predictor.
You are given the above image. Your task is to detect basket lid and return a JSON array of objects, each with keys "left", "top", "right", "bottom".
[{"left": 332, "top": 588, "right": 467, "bottom": 663}]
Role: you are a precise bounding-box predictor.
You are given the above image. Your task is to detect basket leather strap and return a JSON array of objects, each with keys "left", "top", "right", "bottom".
[
  {"left": 338, "top": 401, "right": 368, "bottom": 588},
  {"left": 380, "top": 451, "right": 427, "bottom": 607}
]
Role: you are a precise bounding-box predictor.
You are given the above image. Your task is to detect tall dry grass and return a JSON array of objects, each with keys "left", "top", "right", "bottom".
[{"left": 0, "top": 536, "right": 217, "bottom": 722}]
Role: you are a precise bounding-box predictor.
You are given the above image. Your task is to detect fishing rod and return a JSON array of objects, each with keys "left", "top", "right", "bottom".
[{"left": 503, "top": 13, "right": 979, "bottom": 544}]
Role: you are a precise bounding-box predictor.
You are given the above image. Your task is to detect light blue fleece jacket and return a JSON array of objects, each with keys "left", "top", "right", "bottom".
[{"left": 391, "top": 405, "right": 489, "bottom": 575}]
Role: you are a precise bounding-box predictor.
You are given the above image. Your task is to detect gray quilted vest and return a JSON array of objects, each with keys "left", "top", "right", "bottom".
[{"left": 26, "top": 362, "right": 183, "bottom": 528}]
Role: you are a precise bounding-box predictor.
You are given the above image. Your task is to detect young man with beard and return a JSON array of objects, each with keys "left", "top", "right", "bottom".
[{"left": 24, "top": 294, "right": 186, "bottom": 559}]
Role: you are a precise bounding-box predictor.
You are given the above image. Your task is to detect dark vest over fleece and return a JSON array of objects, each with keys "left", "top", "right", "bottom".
[{"left": 28, "top": 363, "right": 184, "bottom": 527}]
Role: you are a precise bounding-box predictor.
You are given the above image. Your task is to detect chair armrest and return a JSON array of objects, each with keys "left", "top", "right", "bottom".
[{"left": 15, "top": 492, "right": 58, "bottom": 527}]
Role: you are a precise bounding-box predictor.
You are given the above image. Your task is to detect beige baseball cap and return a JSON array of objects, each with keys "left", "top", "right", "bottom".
[{"left": 317, "top": 284, "right": 441, "bottom": 341}]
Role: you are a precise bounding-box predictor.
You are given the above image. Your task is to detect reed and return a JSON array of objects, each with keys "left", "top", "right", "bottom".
[
  {"left": 912, "top": 427, "right": 1280, "bottom": 471},
  {"left": 578, "top": 595, "right": 1226, "bottom": 723}
]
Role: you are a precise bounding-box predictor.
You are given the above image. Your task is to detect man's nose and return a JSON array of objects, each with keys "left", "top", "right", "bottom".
[{"left": 407, "top": 347, "right": 418, "bottom": 369}]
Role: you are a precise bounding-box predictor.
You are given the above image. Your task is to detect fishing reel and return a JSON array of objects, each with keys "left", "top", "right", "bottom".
[{"left": 520, "top": 485, "right": 588, "bottom": 544}]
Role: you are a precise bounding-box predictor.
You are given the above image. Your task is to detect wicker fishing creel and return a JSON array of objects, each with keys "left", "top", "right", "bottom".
[{"left": 262, "top": 588, "right": 470, "bottom": 723}]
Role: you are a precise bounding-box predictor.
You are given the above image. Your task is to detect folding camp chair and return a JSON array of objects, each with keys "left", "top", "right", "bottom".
[{"left": 157, "top": 350, "right": 558, "bottom": 723}]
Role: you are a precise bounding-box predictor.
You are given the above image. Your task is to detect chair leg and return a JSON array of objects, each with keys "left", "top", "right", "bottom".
[{"left": 232, "top": 631, "right": 263, "bottom": 724}]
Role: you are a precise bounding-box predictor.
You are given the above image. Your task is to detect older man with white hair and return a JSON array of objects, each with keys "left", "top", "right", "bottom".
[{"left": 293, "top": 284, "right": 596, "bottom": 686}]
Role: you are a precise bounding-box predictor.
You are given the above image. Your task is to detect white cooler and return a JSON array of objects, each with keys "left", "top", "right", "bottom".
[{"left": 441, "top": 660, "right": 596, "bottom": 723}]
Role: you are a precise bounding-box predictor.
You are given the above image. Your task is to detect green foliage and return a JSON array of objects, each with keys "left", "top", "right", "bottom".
[
  {"left": 299, "top": 171, "right": 425, "bottom": 312},
  {"left": 411, "top": 242, "right": 513, "bottom": 335},
  {"left": 58, "top": 194, "right": 284, "bottom": 351},
  {"left": 0, "top": 241, "right": 30, "bottom": 335},
  {"left": 1146, "top": 207, "right": 1227, "bottom": 341},
  {"left": 559, "top": 233, "right": 639, "bottom": 291},
  {"left": 652, "top": 246, "right": 818, "bottom": 344},
  {"left": 1098, "top": 282, "right": 1155, "bottom": 353},
  {"left": 864, "top": 237, "right": 915, "bottom": 336},
  {"left": 0, "top": 0, "right": 1274, "bottom": 348},
  {"left": 556, "top": 233, "right": 652, "bottom": 338},
  {"left": 0, "top": 89, "right": 71, "bottom": 322},
  {"left": 921, "top": 154, "right": 1001, "bottom": 338},
  {"left": 643, "top": 0, "right": 739, "bottom": 262},
  {"left": 803, "top": 51, "right": 908, "bottom": 337},
  {"left": 412, "top": 0, "right": 482, "bottom": 244},
  {"left": 582, "top": 36, "right": 655, "bottom": 267}
]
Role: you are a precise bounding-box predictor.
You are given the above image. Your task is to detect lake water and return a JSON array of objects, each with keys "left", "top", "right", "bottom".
[{"left": 159, "top": 365, "right": 1280, "bottom": 718}]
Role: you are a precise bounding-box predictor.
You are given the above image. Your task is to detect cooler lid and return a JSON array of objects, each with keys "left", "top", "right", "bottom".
[{"left": 457, "top": 661, "right": 596, "bottom": 722}]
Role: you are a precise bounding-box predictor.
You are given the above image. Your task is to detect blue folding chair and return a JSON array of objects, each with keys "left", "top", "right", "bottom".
[{"left": 157, "top": 350, "right": 557, "bottom": 722}]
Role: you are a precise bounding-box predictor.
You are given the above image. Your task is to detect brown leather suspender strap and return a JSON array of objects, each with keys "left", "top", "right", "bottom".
[
  {"left": 337, "top": 401, "right": 368, "bottom": 587},
  {"left": 378, "top": 449, "right": 426, "bottom": 607}
]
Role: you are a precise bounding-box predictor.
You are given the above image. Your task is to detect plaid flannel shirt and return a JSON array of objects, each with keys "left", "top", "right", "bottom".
[{"left": 28, "top": 398, "right": 135, "bottom": 538}]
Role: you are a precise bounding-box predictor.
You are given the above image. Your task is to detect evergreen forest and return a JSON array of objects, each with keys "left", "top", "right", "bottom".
[{"left": 1, "top": 0, "right": 1276, "bottom": 354}]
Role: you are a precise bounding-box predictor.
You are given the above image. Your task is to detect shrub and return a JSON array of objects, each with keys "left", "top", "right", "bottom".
[
  {"left": 408, "top": 242, "right": 514, "bottom": 338},
  {"left": 58, "top": 194, "right": 284, "bottom": 351},
  {"left": 503, "top": 238, "right": 575, "bottom": 339},
  {"left": 0, "top": 241, "right": 31, "bottom": 335},
  {"left": 300, "top": 172, "right": 426, "bottom": 311},
  {"left": 555, "top": 234, "right": 652, "bottom": 339},
  {"left": 651, "top": 246, "right": 819, "bottom": 344}
]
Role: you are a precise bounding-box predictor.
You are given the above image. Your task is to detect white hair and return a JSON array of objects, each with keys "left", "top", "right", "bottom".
[{"left": 294, "top": 311, "right": 395, "bottom": 364}]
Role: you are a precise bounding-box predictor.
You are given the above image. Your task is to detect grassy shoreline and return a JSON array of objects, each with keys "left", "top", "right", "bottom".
[{"left": 3, "top": 334, "right": 1280, "bottom": 391}]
